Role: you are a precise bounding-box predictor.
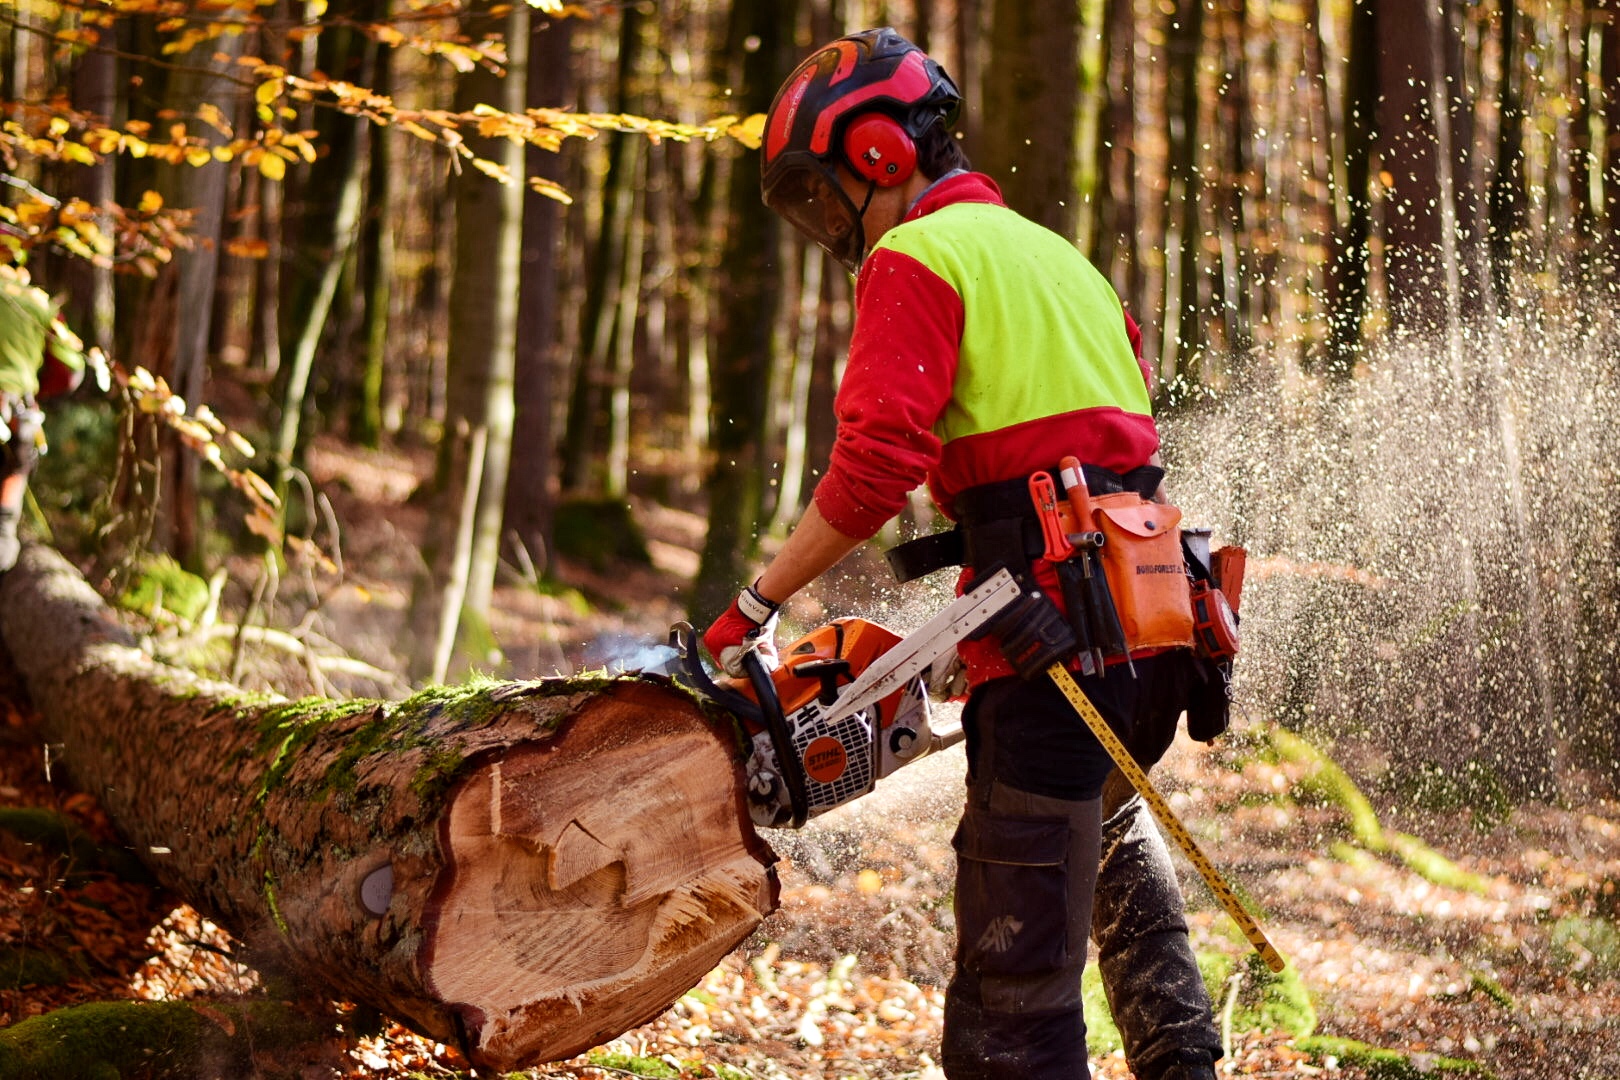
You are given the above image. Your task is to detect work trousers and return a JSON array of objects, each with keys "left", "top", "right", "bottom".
[{"left": 940, "top": 654, "right": 1222, "bottom": 1080}]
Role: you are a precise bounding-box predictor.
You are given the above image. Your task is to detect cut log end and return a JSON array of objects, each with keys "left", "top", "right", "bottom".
[{"left": 423, "top": 682, "right": 779, "bottom": 1069}]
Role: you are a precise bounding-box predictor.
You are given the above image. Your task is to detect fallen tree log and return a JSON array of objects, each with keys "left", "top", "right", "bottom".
[{"left": 0, "top": 544, "right": 779, "bottom": 1070}]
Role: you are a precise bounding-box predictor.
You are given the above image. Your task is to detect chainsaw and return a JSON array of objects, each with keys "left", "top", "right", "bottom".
[{"left": 668, "top": 567, "right": 1021, "bottom": 829}]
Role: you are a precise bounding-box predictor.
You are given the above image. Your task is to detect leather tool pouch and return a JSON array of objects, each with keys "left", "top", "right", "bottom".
[
  {"left": 1091, "top": 493, "right": 1196, "bottom": 652},
  {"left": 1185, "top": 657, "right": 1232, "bottom": 742},
  {"left": 966, "top": 562, "right": 1078, "bottom": 681}
]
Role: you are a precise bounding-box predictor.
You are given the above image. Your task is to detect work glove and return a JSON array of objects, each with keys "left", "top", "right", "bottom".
[
  {"left": 925, "top": 645, "right": 969, "bottom": 702},
  {"left": 702, "top": 583, "right": 781, "bottom": 677}
]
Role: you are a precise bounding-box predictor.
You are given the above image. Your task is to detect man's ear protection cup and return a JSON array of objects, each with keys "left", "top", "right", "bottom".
[{"left": 842, "top": 114, "right": 917, "bottom": 187}]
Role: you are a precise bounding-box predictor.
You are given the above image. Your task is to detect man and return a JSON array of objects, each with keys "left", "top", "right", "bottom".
[
  {"left": 702, "top": 28, "right": 1223, "bottom": 1080},
  {"left": 1, "top": 265, "right": 87, "bottom": 571}
]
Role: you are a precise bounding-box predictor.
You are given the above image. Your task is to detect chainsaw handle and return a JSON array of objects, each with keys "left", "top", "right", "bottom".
[{"left": 741, "top": 651, "right": 809, "bottom": 829}]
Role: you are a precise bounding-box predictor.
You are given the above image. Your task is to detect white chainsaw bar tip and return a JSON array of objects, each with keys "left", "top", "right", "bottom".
[{"left": 814, "top": 567, "right": 1021, "bottom": 731}]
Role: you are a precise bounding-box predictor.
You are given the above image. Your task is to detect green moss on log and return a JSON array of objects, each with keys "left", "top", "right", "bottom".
[
  {"left": 0, "top": 998, "right": 332, "bottom": 1080},
  {"left": 1267, "top": 726, "right": 1384, "bottom": 849},
  {"left": 1297, "top": 1035, "right": 1497, "bottom": 1078},
  {"left": 1080, "top": 963, "right": 1122, "bottom": 1056},
  {"left": 1082, "top": 947, "right": 1314, "bottom": 1058},
  {"left": 1267, "top": 727, "right": 1489, "bottom": 894},
  {"left": 1199, "top": 950, "right": 1317, "bottom": 1038}
]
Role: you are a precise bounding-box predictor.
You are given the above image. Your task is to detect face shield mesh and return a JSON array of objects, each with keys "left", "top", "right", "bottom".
[{"left": 763, "top": 162, "right": 868, "bottom": 274}]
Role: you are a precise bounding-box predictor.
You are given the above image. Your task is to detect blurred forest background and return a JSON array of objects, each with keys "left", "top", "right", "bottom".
[{"left": 3, "top": 0, "right": 1618, "bottom": 802}]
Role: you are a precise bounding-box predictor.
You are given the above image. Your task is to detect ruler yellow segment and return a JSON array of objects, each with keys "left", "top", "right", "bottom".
[{"left": 1046, "top": 663, "right": 1287, "bottom": 973}]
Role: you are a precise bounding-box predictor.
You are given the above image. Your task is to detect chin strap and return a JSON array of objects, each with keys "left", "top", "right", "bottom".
[{"left": 849, "top": 180, "right": 879, "bottom": 268}]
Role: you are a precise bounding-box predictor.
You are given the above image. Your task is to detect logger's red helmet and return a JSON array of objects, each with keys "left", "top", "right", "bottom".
[{"left": 761, "top": 28, "right": 961, "bottom": 272}]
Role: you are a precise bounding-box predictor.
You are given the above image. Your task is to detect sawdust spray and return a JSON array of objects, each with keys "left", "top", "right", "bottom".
[{"left": 1159, "top": 293, "right": 1620, "bottom": 805}]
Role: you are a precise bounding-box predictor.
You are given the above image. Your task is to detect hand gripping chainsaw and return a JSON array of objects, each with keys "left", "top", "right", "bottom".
[{"left": 669, "top": 568, "right": 1021, "bottom": 829}]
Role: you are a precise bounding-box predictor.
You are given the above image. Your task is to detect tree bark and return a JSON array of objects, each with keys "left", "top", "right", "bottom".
[
  {"left": 980, "top": 0, "right": 1080, "bottom": 237},
  {"left": 1327, "top": 0, "right": 1376, "bottom": 370},
  {"left": 502, "top": 12, "right": 576, "bottom": 583},
  {"left": 0, "top": 544, "right": 778, "bottom": 1071},
  {"left": 691, "top": 0, "right": 799, "bottom": 620},
  {"left": 1373, "top": 0, "right": 1483, "bottom": 335}
]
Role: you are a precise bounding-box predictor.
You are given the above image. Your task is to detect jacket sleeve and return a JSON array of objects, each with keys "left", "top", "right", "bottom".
[{"left": 812, "top": 248, "right": 963, "bottom": 539}]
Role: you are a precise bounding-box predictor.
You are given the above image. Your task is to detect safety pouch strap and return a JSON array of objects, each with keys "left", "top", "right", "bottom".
[{"left": 885, "top": 527, "right": 964, "bottom": 583}]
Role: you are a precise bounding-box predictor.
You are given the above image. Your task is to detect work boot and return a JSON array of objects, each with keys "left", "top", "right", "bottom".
[{"left": 1149, "top": 1048, "right": 1218, "bottom": 1080}]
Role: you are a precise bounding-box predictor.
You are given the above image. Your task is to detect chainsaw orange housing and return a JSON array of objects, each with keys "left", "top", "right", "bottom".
[{"left": 724, "top": 618, "right": 912, "bottom": 731}]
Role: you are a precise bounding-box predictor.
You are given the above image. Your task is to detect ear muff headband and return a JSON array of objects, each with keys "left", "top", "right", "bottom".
[{"left": 842, "top": 114, "right": 916, "bottom": 188}]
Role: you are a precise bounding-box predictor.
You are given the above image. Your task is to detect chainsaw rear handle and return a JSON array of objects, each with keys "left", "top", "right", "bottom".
[{"left": 740, "top": 651, "right": 810, "bottom": 829}]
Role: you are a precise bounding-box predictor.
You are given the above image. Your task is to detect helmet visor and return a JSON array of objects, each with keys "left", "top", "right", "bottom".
[{"left": 763, "top": 162, "right": 867, "bottom": 274}]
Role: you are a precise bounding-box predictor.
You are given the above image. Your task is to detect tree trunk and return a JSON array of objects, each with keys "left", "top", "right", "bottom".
[
  {"left": 980, "top": 0, "right": 1080, "bottom": 236},
  {"left": 411, "top": 1, "right": 528, "bottom": 681},
  {"left": 691, "top": 0, "right": 799, "bottom": 620},
  {"left": 1373, "top": 0, "right": 1482, "bottom": 336},
  {"left": 1327, "top": 0, "right": 1376, "bottom": 370},
  {"left": 1488, "top": 0, "right": 1527, "bottom": 302},
  {"left": 1096, "top": 0, "right": 1140, "bottom": 314},
  {"left": 0, "top": 544, "right": 778, "bottom": 1071},
  {"left": 147, "top": 28, "right": 244, "bottom": 566},
  {"left": 561, "top": 4, "right": 643, "bottom": 494},
  {"left": 503, "top": 13, "right": 576, "bottom": 583},
  {"left": 1597, "top": 0, "right": 1620, "bottom": 276},
  {"left": 1162, "top": 0, "right": 1206, "bottom": 391}
]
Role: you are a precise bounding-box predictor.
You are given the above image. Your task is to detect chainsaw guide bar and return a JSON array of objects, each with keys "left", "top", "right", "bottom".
[{"left": 671, "top": 569, "right": 1021, "bottom": 830}]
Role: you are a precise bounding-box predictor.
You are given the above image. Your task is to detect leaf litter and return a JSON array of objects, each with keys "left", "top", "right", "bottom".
[{"left": 2, "top": 651, "right": 1618, "bottom": 1079}]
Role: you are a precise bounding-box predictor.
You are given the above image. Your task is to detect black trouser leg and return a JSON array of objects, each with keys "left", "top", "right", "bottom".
[
  {"left": 943, "top": 677, "right": 1114, "bottom": 1080},
  {"left": 1093, "top": 771, "right": 1222, "bottom": 1079},
  {"left": 942, "top": 780, "right": 1102, "bottom": 1080}
]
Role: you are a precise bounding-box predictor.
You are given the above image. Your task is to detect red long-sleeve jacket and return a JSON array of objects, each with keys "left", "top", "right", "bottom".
[{"left": 810, "top": 172, "right": 1160, "bottom": 684}]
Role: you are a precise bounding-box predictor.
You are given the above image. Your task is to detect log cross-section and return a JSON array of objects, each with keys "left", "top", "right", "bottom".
[{"left": 0, "top": 544, "right": 779, "bottom": 1070}]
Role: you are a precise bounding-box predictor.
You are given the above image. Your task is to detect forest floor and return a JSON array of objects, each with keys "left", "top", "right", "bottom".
[{"left": 2, "top": 434, "right": 1619, "bottom": 1079}]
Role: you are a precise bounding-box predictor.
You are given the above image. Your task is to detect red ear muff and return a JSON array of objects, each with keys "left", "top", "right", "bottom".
[{"left": 842, "top": 114, "right": 916, "bottom": 188}]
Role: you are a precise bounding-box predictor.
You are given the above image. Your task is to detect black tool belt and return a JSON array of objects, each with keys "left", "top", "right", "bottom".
[{"left": 886, "top": 463, "right": 1164, "bottom": 584}]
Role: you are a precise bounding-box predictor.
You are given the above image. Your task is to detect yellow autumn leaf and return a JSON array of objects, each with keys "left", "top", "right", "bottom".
[
  {"left": 258, "top": 152, "right": 286, "bottom": 181},
  {"left": 526, "top": 0, "right": 564, "bottom": 10},
  {"left": 137, "top": 190, "right": 164, "bottom": 214},
  {"left": 185, "top": 146, "right": 212, "bottom": 167},
  {"left": 193, "top": 405, "right": 225, "bottom": 433},
  {"left": 528, "top": 176, "right": 574, "bottom": 205},
  {"left": 256, "top": 78, "right": 283, "bottom": 106},
  {"left": 240, "top": 469, "right": 279, "bottom": 507},
  {"left": 729, "top": 113, "right": 766, "bottom": 149},
  {"left": 472, "top": 157, "right": 512, "bottom": 184},
  {"left": 244, "top": 507, "right": 281, "bottom": 542},
  {"left": 197, "top": 102, "right": 229, "bottom": 133},
  {"left": 226, "top": 237, "right": 270, "bottom": 260}
]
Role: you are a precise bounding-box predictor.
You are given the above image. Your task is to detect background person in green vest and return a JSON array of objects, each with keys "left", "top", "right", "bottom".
[
  {"left": 1, "top": 265, "right": 89, "bottom": 571},
  {"left": 702, "top": 29, "right": 1223, "bottom": 1080}
]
